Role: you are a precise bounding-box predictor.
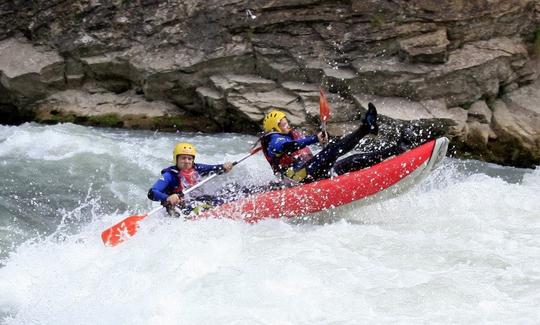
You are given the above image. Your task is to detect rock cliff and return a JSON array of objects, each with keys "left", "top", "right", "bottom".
[{"left": 1, "top": 0, "right": 539, "bottom": 167}]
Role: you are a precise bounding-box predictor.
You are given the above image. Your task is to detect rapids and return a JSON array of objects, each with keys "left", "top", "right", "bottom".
[{"left": 1, "top": 123, "right": 539, "bottom": 324}]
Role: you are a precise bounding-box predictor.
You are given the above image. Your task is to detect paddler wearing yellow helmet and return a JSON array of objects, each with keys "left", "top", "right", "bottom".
[
  {"left": 259, "top": 103, "right": 402, "bottom": 185},
  {"left": 147, "top": 141, "right": 233, "bottom": 215},
  {"left": 262, "top": 110, "right": 288, "bottom": 133}
]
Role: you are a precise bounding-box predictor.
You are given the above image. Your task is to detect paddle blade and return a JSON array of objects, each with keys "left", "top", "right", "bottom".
[
  {"left": 319, "top": 88, "right": 331, "bottom": 123},
  {"left": 101, "top": 215, "right": 146, "bottom": 247}
]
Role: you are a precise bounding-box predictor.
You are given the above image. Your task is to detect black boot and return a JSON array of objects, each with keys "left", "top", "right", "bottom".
[{"left": 362, "top": 102, "right": 379, "bottom": 135}]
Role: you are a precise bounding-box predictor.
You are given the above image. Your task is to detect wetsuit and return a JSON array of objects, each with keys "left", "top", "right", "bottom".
[
  {"left": 147, "top": 163, "right": 226, "bottom": 215},
  {"left": 262, "top": 124, "right": 404, "bottom": 183}
]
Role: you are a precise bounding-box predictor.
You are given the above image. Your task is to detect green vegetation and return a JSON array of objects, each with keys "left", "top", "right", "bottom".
[
  {"left": 370, "top": 13, "right": 386, "bottom": 28},
  {"left": 485, "top": 97, "right": 497, "bottom": 111},
  {"left": 534, "top": 27, "right": 540, "bottom": 56},
  {"left": 153, "top": 116, "right": 185, "bottom": 130},
  {"left": 246, "top": 28, "right": 255, "bottom": 43},
  {"left": 478, "top": 95, "right": 497, "bottom": 111},
  {"left": 87, "top": 114, "right": 123, "bottom": 128},
  {"left": 461, "top": 101, "right": 473, "bottom": 110},
  {"left": 34, "top": 109, "right": 227, "bottom": 133},
  {"left": 35, "top": 110, "right": 77, "bottom": 124}
]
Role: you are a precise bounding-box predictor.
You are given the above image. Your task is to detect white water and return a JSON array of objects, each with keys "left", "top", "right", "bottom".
[{"left": 0, "top": 123, "right": 539, "bottom": 324}]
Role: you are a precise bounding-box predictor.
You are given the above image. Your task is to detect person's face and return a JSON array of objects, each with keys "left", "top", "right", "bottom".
[
  {"left": 176, "top": 154, "right": 194, "bottom": 170},
  {"left": 278, "top": 118, "right": 291, "bottom": 133}
]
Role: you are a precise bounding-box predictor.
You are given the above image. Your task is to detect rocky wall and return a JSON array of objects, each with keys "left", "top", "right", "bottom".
[{"left": 0, "top": 0, "right": 539, "bottom": 167}]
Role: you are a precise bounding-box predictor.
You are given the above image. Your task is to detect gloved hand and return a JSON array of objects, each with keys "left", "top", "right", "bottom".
[
  {"left": 166, "top": 193, "right": 183, "bottom": 206},
  {"left": 222, "top": 162, "right": 233, "bottom": 173},
  {"left": 317, "top": 131, "right": 329, "bottom": 144}
]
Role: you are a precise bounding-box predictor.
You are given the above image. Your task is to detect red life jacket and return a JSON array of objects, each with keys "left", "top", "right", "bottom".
[
  {"left": 262, "top": 130, "right": 314, "bottom": 174},
  {"left": 171, "top": 168, "right": 202, "bottom": 195}
]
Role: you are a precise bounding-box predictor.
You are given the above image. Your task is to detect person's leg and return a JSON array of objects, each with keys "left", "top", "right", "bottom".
[
  {"left": 333, "top": 142, "right": 406, "bottom": 175},
  {"left": 303, "top": 103, "right": 379, "bottom": 181},
  {"left": 179, "top": 195, "right": 224, "bottom": 215}
]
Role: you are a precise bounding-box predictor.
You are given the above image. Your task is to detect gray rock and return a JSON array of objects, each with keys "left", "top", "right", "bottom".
[
  {"left": 491, "top": 99, "right": 540, "bottom": 167},
  {"left": 468, "top": 101, "right": 493, "bottom": 124},
  {"left": 0, "top": 37, "right": 64, "bottom": 104},
  {"left": 399, "top": 29, "right": 450, "bottom": 64},
  {"left": 466, "top": 121, "right": 492, "bottom": 149},
  {"left": 0, "top": 0, "right": 539, "bottom": 167}
]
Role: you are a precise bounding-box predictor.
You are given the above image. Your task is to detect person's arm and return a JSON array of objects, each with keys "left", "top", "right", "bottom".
[
  {"left": 147, "top": 172, "right": 175, "bottom": 202},
  {"left": 195, "top": 163, "right": 228, "bottom": 176},
  {"left": 270, "top": 134, "right": 318, "bottom": 155}
]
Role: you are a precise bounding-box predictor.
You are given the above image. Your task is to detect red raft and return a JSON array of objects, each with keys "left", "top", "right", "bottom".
[{"left": 199, "top": 137, "right": 449, "bottom": 222}]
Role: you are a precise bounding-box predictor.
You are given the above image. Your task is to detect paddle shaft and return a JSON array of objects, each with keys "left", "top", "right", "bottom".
[
  {"left": 193, "top": 147, "right": 261, "bottom": 188},
  {"left": 165, "top": 148, "right": 261, "bottom": 202}
]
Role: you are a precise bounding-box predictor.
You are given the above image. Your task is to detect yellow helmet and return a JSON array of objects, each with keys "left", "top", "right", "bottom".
[
  {"left": 263, "top": 110, "right": 287, "bottom": 133},
  {"left": 173, "top": 142, "right": 196, "bottom": 162}
]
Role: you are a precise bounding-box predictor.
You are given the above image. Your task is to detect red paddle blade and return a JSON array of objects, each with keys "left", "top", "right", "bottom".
[
  {"left": 319, "top": 88, "right": 331, "bottom": 123},
  {"left": 101, "top": 215, "right": 146, "bottom": 247}
]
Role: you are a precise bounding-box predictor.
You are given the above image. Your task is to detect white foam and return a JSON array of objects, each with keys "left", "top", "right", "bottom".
[{"left": 1, "top": 124, "right": 539, "bottom": 323}]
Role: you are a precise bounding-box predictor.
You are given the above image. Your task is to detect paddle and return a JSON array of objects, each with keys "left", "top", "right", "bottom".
[
  {"left": 101, "top": 146, "right": 262, "bottom": 247},
  {"left": 319, "top": 88, "right": 331, "bottom": 145}
]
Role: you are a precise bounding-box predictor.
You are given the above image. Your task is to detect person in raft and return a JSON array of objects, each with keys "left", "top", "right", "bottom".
[
  {"left": 261, "top": 102, "right": 407, "bottom": 184},
  {"left": 147, "top": 142, "right": 233, "bottom": 216}
]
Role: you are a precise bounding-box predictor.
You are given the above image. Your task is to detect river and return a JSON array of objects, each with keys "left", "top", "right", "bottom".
[{"left": 0, "top": 123, "right": 539, "bottom": 324}]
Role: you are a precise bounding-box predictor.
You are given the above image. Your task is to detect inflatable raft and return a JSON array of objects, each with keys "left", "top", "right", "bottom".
[{"left": 197, "top": 137, "right": 449, "bottom": 222}]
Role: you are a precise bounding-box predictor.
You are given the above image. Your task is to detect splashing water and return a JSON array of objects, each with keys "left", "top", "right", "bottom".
[{"left": 0, "top": 123, "right": 539, "bottom": 324}]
